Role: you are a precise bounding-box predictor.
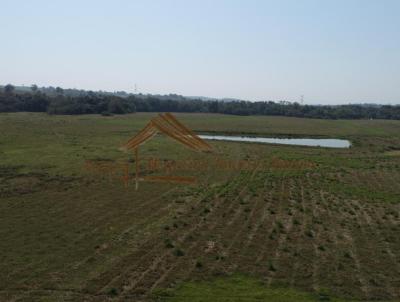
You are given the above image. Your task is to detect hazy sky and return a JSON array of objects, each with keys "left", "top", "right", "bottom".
[{"left": 1, "top": 0, "right": 399, "bottom": 104}]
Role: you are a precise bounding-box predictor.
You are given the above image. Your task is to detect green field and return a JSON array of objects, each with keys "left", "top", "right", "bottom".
[{"left": 1, "top": 112, "right": 400, "bottom": 301}]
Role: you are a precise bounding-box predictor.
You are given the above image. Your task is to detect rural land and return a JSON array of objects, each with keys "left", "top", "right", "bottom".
[
  {"left": 2, "top": 1, "right": 400, "bottom": 301},
  {"left": 1, "top": 111, "right": 400, "bottom": 301}
]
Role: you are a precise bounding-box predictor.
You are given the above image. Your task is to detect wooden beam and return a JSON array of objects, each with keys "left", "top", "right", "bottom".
[
  {"left": 143, "top": 175, "right": 197, "bottom": 184},
  {"left": 135, "top": 148, "right": 139, "bottom": 190}
]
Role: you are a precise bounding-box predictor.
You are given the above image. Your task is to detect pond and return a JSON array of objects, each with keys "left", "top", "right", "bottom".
[{"left": 199, "top": 135, "right": 351, "bottom": 148}]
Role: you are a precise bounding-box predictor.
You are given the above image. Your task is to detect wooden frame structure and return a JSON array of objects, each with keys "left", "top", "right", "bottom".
[{"left": 124, "top": 113, "right": 212, "bottom": 189}]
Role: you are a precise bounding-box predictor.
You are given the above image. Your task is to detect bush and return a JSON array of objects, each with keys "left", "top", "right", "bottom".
[
  {"left": 164, "top": 238, "right": 174, "bottom": 249},
  {"left": 108, "top": 288, "right": 118, "bottom": 296},
  {"left": 173, "top": 248, "right": 185, "bottom": 257},
  {"left": 268, "top": 261, "right": 277, "bottom": 272}
]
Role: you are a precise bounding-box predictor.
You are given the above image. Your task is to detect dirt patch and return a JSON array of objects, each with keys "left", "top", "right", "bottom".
[
  {"left": 0, "top": 167, "right": 80, "bottom": 197},
  {"left": 385, "top": 150, "right": 400, "bottom": 156}
]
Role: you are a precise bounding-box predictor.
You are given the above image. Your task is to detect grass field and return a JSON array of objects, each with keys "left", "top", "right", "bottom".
[{"left": 1, "top": 112, "right": 400, "bottom": 301}]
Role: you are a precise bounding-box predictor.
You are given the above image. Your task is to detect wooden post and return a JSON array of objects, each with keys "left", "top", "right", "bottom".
[{"left": 135, "top": 147, "right": 139, "bottom": 190}]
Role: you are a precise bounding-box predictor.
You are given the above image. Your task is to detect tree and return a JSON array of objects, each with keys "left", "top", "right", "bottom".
[
  {"left": 3, "top": 84, "right": 15, "bottom": 94},
  {"left": 55, "top": 87, "right": 64, "bottom": 95},
  {"left": 31, "top": 84, "right": 38, "bottom": 92},
  {"left": 107, "top": 98, "right": 125, "bottom": 114}
]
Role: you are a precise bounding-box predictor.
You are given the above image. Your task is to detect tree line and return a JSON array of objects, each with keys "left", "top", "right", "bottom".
[{"left": 1, "top": 84, "right": 400, "bottom": 120}]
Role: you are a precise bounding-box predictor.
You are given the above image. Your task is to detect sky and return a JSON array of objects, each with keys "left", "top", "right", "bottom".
[{"left": 1, "top": 0, "right": 399, "bottom": 104}]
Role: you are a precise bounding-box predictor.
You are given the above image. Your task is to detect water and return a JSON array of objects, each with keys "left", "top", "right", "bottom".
[{"left": 199, "top": 135, "right": 351, "bottom": 148}]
